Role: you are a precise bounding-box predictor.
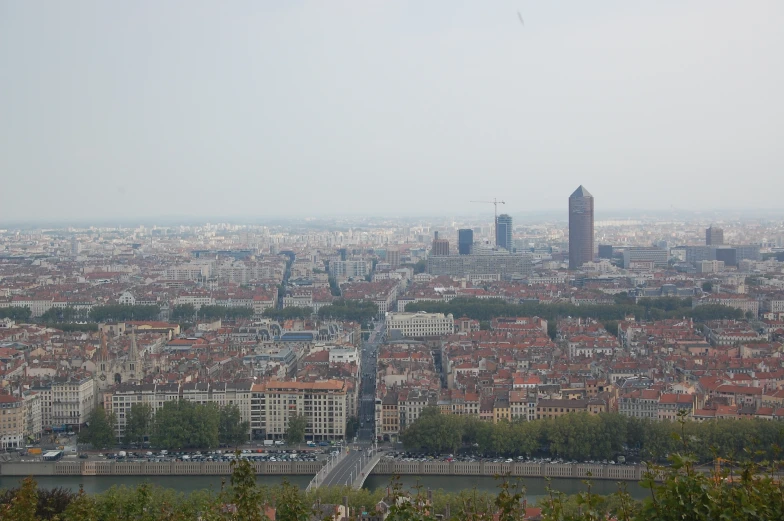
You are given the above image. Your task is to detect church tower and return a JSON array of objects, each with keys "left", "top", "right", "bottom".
[
  {"left": 96, "top": 332, "right": 111, "bottom": 390},
  {"left": 126, "top": 328, "right": 139, "bottom": 382}
]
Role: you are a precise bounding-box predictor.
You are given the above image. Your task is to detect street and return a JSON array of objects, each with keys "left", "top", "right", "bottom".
[{"left": 358, "top": 320, "right": 383, "bottom": 443}]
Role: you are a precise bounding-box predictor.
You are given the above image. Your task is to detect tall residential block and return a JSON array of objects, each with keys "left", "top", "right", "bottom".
[
  {"left": 706, "top": 226, "right": 724, "bottom": 246},
  {"left": 432, "top": 232, "right": 450, "bottom": 256},
  {"left": 458, "top": 229, "right": 474, "bottom": 255},
  {"left": 568, "top": 185, "right": 594, "bottom": 269},
  {"left": 495, "top": 214, "right": 513, "bottom": 251}
]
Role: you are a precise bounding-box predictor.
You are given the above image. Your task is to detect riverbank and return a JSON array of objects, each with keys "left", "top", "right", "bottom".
[
  {"left": 0, "top": 474, "right": 647, "bottom": 500},
  {"left": 0, "top": 459, "right": 645, "bottom": 482}
]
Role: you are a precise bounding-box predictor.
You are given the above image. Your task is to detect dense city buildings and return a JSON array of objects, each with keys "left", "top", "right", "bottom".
[
  {"left": 568, "top": 185, "right": 595, "bottom": 270},
  {"left": 0, "top": 213, "right": 783, "bottom": 448}
]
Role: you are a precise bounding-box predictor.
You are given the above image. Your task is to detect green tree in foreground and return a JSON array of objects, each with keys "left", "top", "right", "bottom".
[{"left": 285, "top": 414, "right": 307, "bottom": 446}]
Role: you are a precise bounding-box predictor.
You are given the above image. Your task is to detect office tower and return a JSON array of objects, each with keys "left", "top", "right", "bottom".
[
  {"left": 432, "top": 232, "right": 450, "bottom": 256},
  {"left": 387, "top": 248, "right": 400, "bottom": 268},
  {"left": 598, "top": 244, "right": 613, "bottom": 259},
  {"left": 568, "top": 185, "right": 594, "bottom": 270},
  {"left": 706, "top": 226, "right": 724, "bottom": 246},
  {"left": 458, "top": 229, "right": 474, "bottom": 255},
  {"left": 495, "top": 214, "right": 513, "bottom": 251}
]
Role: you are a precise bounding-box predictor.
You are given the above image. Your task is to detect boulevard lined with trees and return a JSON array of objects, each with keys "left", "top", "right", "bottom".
[
  {"left": 405, "top": 297, "right": 744, "bottom": 339},
  {"left": 400, "top": 408, "right": 784, "bottom": 463},
  {"left": 80, "top": 403, "right": 250, "bottom": 450}
]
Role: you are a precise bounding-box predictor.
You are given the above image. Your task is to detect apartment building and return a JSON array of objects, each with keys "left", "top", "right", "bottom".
[
  {"left": 385, "top": 311, "right": 454, "bottom": 338},
  {"left": 0, "top": 395, "right": 24, "bottom": 448},
  {"left": 23, "top": 392, "right": 42, "bottom": 442},
  {"left": 50, "top": 376, "right": 95, "bottom": 431},
  {"left": 693, "top": 295, "right": 759, "bottom": 317},
  {"left": 426, "top": 253, "right": 533, "bottom": 279},
  {"left": 535, "top": 398, "right": 605, "bottom": 420},
  {"left": 329, "top": 260, "right": 371, "bottom": 279},
  {"left": 106, "top": 382, "right": 253, "bottom": 440},
  {"left": 250, "top": 380, "right": 347, "bottom": 441}
]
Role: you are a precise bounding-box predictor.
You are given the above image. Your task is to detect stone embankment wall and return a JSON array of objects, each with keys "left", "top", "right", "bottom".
[
  {"left": 0, "top": 460, "right": 325, "bottom": 476},
  {"left": 372, "top": 460, "right": 644, "bottom": 481}
]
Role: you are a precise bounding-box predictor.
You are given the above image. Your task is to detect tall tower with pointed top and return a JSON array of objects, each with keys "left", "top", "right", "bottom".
[
  {"left": 127, "top": 328, "right": 139, "bottom": 380},
  {"left": 96, "top": 332, "right": 112, "bottom": 390},
  {"left": 569, "top": 185, "right": 594, "bottom": 270}
]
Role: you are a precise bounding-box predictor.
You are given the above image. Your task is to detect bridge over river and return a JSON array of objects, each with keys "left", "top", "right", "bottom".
[{"left": 307, "top": 444, "right": 381, "bottom": 491}]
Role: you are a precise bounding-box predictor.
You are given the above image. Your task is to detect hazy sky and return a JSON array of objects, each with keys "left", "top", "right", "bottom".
[{"left": 2, "top": 1, "right": 783, "bottom": 223}]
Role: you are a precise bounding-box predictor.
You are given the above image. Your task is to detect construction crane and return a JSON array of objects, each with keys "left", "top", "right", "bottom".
[{"left": 470, "top": 198, "right": 506, "bottom": 247}]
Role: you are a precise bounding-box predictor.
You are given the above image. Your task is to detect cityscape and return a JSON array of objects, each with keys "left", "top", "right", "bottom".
[
  {"left": 2, "top": 1, "right": 784, "bottom": 520},
  {"left": 1, "top": 187, "right": 784, "bottom": 516}
]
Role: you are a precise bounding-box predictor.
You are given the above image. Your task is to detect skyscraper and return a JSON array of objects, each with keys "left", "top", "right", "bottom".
[
  {"left": 568, "top": 185, "right": 594, "bottom": 270},
  {"left": 432, "top": 232, "right": 450, "bottom": 256},
  {"left": 386, "top": 248, "right": 400, "bottom": 267},
  {"left": 458, "top": 229, "right": 474, "bottom": 255},
  {"left": 706, "top": 226, "right": 724, "bottom": 246},
  {"left": 495, "top": 214, "right": 513, "bottom": 251}
]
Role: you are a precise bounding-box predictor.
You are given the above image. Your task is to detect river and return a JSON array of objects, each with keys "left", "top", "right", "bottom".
[{"left": 0, "top": 474, "right": 647, "bottom": 501}]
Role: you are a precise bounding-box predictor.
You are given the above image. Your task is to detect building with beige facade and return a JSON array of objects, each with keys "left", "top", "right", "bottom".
[
  {"left": 0, "top": 395, "right": 24, "bottom": 448},
  {"left": 250, "top": 380, "right": 347, "bottom": 441},
  {"left": 385, "top": 311, "right": 454, "bottom": 338}
]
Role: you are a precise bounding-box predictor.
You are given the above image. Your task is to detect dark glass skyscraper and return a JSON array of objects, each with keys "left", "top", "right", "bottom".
[
  {"left": 458, "top": 229, "right": 473, "bottom": 255},
  {"left": 569, "top": 186, "right": 594, "bottom": 269},
  {"left": 495, "top": 214, "right": 513, "bottom": 251}
]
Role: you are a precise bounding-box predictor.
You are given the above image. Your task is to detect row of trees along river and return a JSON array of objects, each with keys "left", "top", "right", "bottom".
[{"left": 400, "top": 408, "right": 784, "bottom": 464}]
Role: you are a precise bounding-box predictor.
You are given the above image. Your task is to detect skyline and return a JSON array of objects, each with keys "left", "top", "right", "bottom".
[{"left": 2, "top": 1, "right": 783, "bottom": 222}]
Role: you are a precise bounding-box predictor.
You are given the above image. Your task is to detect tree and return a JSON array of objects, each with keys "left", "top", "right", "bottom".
[
  {"left": 89, "top": 305, "right": 160, "bottom": 322},
  {"left": 702, "top": 281, "right": 713, "bottom": 292},
  {"left": 219, "top": 404, "right": 250, "bottom": 447},
  {"left": 170, "top": 304, "right": 196, "bottom": 322},
  {"left": 0, "top": 477, "right": 38, "bottom": 521},
  {"left": 224, "top": 455, "right": 269, "bottom": 521},
  {"left": 285, "top": 414, "right": 307, "bottom": 446},
  {"left": 0, "top": 306, "right": 32, "bottom": 322},
  {"left": 262, "top": 306, "right": 314, "bottom": 320},
  {"left": 318, "top": 299, "right": 378, "bottom": 322},
  {"left": 275, "top": 480, "right": 310, "bottom": 521},
  {"left": 152, "top": 400, "right": 220, "bottom": 450},
  {"left": 346, "top": 416, "right": 360, "bottom": 439},
  {"left": 328, "top": 276, "right": 341, "bottom": 297},
  {"left": 125, "top": 403, "right": 153, "bottom": 447},
  {"left": 198, "top": 305, "right": 254, "bottom": 321},
  {"left": 79, "top": 408, "right": 116, "bottom": 449},
  {"left": 39, "top": 306, "right": 87, "bottom": 323}
]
